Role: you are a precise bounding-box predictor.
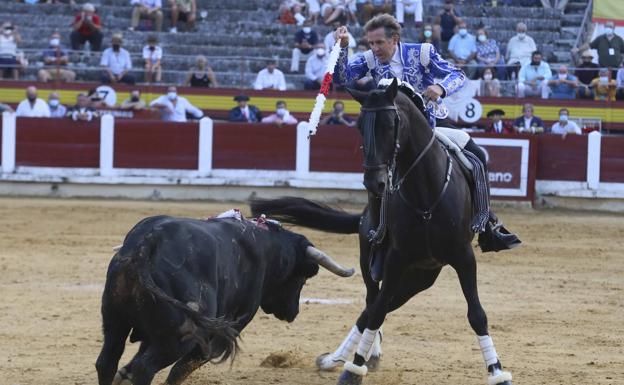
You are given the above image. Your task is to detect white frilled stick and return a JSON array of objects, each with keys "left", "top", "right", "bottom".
[{"left": 306, "top": 41, "right": 342, "bottom": 137}]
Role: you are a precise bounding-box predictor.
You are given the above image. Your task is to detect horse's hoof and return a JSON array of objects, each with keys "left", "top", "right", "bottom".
[
  {"left": 316, "top": 352, "right": 342, "bottom": 371},
  {"left": 337, "top": 370, "right": 363, "bottom": 385},
  {"left": 112, "top": 368, "right": 132, "bottom": 385},
  {"left": 365, "top": 355, "right": 381, "bottom": 372},
  {"left": 487, "top": 370, "right": 512, "bottom": 385}
]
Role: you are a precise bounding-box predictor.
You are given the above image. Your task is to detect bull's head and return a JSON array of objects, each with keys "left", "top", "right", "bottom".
[{"left": 261, "top": 230, "right": 354, "bottom": 322}]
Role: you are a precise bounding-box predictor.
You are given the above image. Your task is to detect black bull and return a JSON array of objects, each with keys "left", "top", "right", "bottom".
[{"left": 96, "top": 215, "right": 354, "bottom": 385}]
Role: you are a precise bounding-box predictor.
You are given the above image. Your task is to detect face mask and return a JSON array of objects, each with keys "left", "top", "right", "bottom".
[
  {"left": 459, "top": 28, "right": 468, "bottom": 37},
  {"left": 600, "top": 76, "right": 609, "bottom": 84},
  {"left": 605, "top": 27, "right": 614, "bottom": 35},
  {"left": 112, "top": 44, "right": 120, "bottom": 51},
  {"left": 303, "top": 27, "right": 311, "bottom": 34},
  {"left": 478, "top": 34, "right": 486, "bottom": 42},
  {"left": 49, "top": 99, "right": 59, "bottom": 107},
  {"left": 424, "top": 30, "right": 432, "bottom": 38},
  {"left": 167, "top": 92, "right": 177, "bottom": 100},
  {"left": 276, "top": 107, "right": 286, "bottom": 116},
  {"left": 3, "top": 29, "right": 11, "bottom": 36},
  {"left": 131, "top": 96, "right": 139, "bottom": 102},
  {"left": 558, "top": 73, "right": 567, "bottom": 80},
  {"left": 559, "top": 114, "right": 568, "bottom": 122},
  {"left": 517, "top": 32, "right": 526, "bottom": 40},
  {"left": 483, "top": 73, "right": 492, "bottom": 80},
  {"left": 50, "top": 38, "right": 60, "bottom": 46}
]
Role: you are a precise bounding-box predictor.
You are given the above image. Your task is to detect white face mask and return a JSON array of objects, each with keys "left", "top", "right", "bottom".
[
  {"left": 558, "top": 73, "right": 567, "bottom": 80},
  {"left": 517, "top": 32, "right": 526, "bottom": 40},
  {"left": 483, "top": 73, "right": 493, "bottom": 80},
  {"left": 302, "top": 27, "right": 311, "bottom": 34},
  {"left": 559, "top": 114, "right": 568, "bottom": 122},
  {"left": 49, "top": 99, "right": 59, "bottom": 107},
  {"left": 167, "top": 92, "right": 177, "bottom": 100},
  {"left": 50, "top": 38, "right": 60, "bottom": 46},
  {"left": 424, "top": 30, "right": 432, "bottom": 38},
  {"left": 478, "top": 34, "right": 486, "bottom": 42},
  {"left": 600, "top": 76, "right": 609, "bottom": 84},
  {"left": 3, "top": 29, "right": 11, "bottom": 36},
  {"left": 276, "top": 107, "right": 286, "bottom": 116},
  {"left": 605, "top": 27, "right": 614, "bottom": 35},
  {"left": 459, "top": 28, "right": 468, "bottom": 37}
]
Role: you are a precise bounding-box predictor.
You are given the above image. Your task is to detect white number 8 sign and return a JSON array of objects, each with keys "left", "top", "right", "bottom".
[{"left": 458, "top": 98, "right": 483, "bottom": 124}]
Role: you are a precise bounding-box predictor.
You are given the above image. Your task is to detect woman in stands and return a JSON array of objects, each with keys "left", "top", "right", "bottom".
[
  {"left": 0, "top": 22, "right": 21, "bottom": 80},
  {"left": 185, "top": 55, "right": 218, "bottom": 88}
]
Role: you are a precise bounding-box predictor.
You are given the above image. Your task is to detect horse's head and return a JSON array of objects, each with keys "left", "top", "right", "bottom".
[{"left": 348, "top": 79, "right": 401, "bottom": 197}]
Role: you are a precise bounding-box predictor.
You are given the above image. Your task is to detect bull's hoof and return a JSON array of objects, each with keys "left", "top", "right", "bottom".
[
  {"left": 316, "top": 352, "right": 342, "bottom": 371},
  {"left": 364, "top": 355, "right": 381, "bottom": 372},
  {"left": 337, "top": 369, "right": 363, "bottom": 385},
  {"left": 487, "top": 370, "right": 512, "bottom": 385},
  {"left": 112, "top": 367, "right": 133, "bottom": 385}
]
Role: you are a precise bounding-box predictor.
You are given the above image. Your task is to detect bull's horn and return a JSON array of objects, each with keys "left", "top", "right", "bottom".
[
  {"left": 306, "top": 246, "right": 355, "bottom": 277},
  {"left": 112, "top": 244, "right": 122, "bottom": 252}
]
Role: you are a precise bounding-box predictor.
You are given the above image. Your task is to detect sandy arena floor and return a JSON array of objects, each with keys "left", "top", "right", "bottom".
[{"left": 0, "top": 197, "right": 622, "bottom": 385}]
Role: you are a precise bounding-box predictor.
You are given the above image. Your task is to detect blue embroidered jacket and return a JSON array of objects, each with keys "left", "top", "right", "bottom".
[{"left": 334, "top": 42, "right": 466, "bottom": 97}]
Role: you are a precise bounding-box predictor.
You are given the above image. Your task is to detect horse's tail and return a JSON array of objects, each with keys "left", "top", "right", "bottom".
[{"left": 250, "top": 197, "right": 361, "bottom": 234}]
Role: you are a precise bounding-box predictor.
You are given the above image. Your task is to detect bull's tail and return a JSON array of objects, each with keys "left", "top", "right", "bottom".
[
  {"left": 128, "top": 232, "right": 239, "bottom": 363},
  {"left": 250, "top": 197, "right": 361, "bottom": 234}
]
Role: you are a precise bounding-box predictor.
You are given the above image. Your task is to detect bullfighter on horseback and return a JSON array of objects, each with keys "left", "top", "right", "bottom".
[{"left": 333, "top": 14, "right": 520, "bottom": 280}]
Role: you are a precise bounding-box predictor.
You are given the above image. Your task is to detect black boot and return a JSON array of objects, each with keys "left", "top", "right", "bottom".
[{"left": 478, "top": 212, "right": 521, "bottom": 252}]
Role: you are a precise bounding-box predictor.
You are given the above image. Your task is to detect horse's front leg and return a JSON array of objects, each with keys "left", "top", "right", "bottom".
[
  {"left": 451, "top": 247, "right": 513, "bottom": 385},
  {"left": 336, "top": 249, "right": 403, "bottom": 385}
]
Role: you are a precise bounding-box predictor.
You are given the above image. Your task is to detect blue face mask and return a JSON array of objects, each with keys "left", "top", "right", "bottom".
[
  {"left": 167, "top": 92, "right": 177, "bottom": 101},
  {"left": 559, "top": 114, "right": 568, "bottom": 122},
  {"left": 49, "top": 99, "right": 59, "bottom": 107},
  {"left": 459, "top": 28, "right": 468, "bottom": 37},
  {"left": 424, "top": 30, "right": 432, "bottom": 38}
]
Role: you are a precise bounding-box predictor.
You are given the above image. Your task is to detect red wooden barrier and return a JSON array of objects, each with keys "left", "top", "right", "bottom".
[
  {"left": 535, "top": 134, "right": 587, "bottom": 181},
  {"left": 15, "top": 118, "right": 99, "bottom": 167},
  {"left": 114, "top": 120, "right": 199, "bottom": 169},
  {"left": 600, "top": 136, "right": 624, "bottom": 183},
  {"left": 212, "top": 123, "right": 296, "bottom": 170},
  {"left": 310, "top": 125, "right": 363, "bottom": 173}
]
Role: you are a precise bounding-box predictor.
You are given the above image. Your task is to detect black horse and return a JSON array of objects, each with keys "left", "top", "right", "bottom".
[{"left": 250, "top": 80, "right": 514, "bottom": 385}]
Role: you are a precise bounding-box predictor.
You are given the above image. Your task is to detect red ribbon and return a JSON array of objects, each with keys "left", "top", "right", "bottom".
[{"left": 320, "top": 72, "right": 333, "bottom": 96}]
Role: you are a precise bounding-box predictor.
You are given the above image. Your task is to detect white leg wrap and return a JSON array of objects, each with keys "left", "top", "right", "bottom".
[
  {"left": 318, "top": 325, "right": 362, "bottom": 370},
  {"left": 370, "top": 328, "right": 382, "bottom": 357},
  {"left": 355, "top": 328, "right": 378, "bottom": 361},
  {"left": 478, "top": 335, "right": 499, "bottom": 367},
  {"left": 344, "top": 361, "right": 368, "bottom": 376}
]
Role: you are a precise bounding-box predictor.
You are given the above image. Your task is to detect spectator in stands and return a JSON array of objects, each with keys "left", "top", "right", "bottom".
[
  {"left": 254, "top": 60, "right": 287, "bottom": 91},
  {"left": 16, "top": 86, "right": 51, "bottom": 118},
  {"left": 574, "top": 21, "right": 624, "bottom": 75},
  {"left": 434, "top": 0, "right": 461, "bottom": 53},
  {"left": 476, "top": 28, "right": 504, "bottom": 80},
  {"left": 517, "top": 50, "right": 551, "bottom": 98},
  {"left": 505, "top": 22, "right": 536, "bottom": 77},
  {"left": 100, "top": 34, "right": 135, "bottom": 85},
  {"left": 304, "top": 47, "right": 328, "bottom": 90},
  {"left": 448, "top": 21, "right": 477, "bottom": 79},
  {"left": 322, "top": 0, "right": 347, "bottom": 26},
  {"left": 150, "top": 86, "right": 204, "bottom": 122},
  {"left": 168, "top": 0, "right": 196, "bottom": 33},
  {"left": 47, "top": 92, "right": 67, "bottom": 118},
  {"left": 325, "top": 21, "right": 355, "bottom": 53},
  {"left": 129, "top": 0, "right": 164, "bottom": 32},
  {"left": 321, "top": 100, "right": 355, "bottom": 126},
  {"left": 512, "top": 103, "right": 546, "bottom": 134},
  {"left": 551, "top": 108, "right": 581, "bottom": 138},
  {"left": 306, "top": 0, "right": 321, "bottom": 24},
  {"left": 68, "top": 93, "right": 98, "bottom": 121},
  {"left": 185, "top": 55, "right": 218, "bottom": 87},
  {"left": 418, "top": 24, "right": 441, "bottom": 52},
  {"left": 261, "top": 100, "right": 298, "bottom": 126},
  {"left": 228, "top": 94, "right": 262, "bottom": 123},
  {"left": 70, "top": 3, "right": 103, "bottom": 52},
  {"left": 575, "top": 51, "right": 599, "bottom": 99},
  {"left": 290, "top": 19, "right": 321, "bottom": 73},
  {"left": 480, "top": 67, "right": 500, "bottom": 97},
  {"left": 546, "top": 65, "right": 578, "bottom": 99},
  {"left": 395, "top": 0, "right": 423, "bottom": 28},
  {"left": 38, "top": 32, "right": 76, "bottom": 83},
  {"left": 279, "top": 0, "right": 306, "bottom": 25},
  {"left": 362, "top": 0, "right": 392, "bottom": 25},
  {"left": 590, "top": 67, "right": 617, "bottom": 101},
  {"left": 142, "top": 35, "right": 162, "bottom": 83},
  {"left": 616, "top": 64, "right": 624, "bottom": 100},
  {"left": 0, "top": 22, "right": 21, "bottom": 80},
  {"left": 120, "top": 90, "right": 147, "bottom": 110},
  {"left": 0, "top": 102, "right": 14, "bottom": 113},
  {"left": 485, "top": 109, "right": 514, "bottom": 134}
]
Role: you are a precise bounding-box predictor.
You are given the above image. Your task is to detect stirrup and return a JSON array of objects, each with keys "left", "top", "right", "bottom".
[{"left": 478, "top": 219, "right": 521, "bottom": 253}]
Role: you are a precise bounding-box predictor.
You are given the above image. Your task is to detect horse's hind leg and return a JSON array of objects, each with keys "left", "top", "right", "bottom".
[{"left": 451, "top": 248, "right": 513, "bottom": 385}]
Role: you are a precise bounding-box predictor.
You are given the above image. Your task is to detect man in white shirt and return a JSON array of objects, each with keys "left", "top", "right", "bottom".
[
  {"left": 15, "top": 86, "right": 51, "bottom": 118},
  {"left": 142, "top": 35, "right": 162, "bottom": 83},
  {"left": 150, "top": 86, "right": 204, "bottom": 122},
  {"left": 253, "top": 60, "right": 287, "bottom": 91},
  {"left": 517, "top": 51, "right": 551, "bottom": 98},
  {"left": 551, "top": 108, "right": 581, "bottom": 137},
  {"left": 100, "top": 34, "right": 135, "bottom": 85},
  {"left": 48, "top": 92, "right": 67, "bottom": 118},
  {"left": 304, "top": 48, "right": 328, "bottom": 90},
  {"left": 129, "top": 0, "right": 163, "bottom": 32},
  {"left": 506, "top": 22, "right": 537, "bottom": 79}
]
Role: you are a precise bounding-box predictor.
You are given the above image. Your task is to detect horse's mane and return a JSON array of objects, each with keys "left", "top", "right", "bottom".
[{"left": 394, "top": 91, "right": 430, "bottom": 134}]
